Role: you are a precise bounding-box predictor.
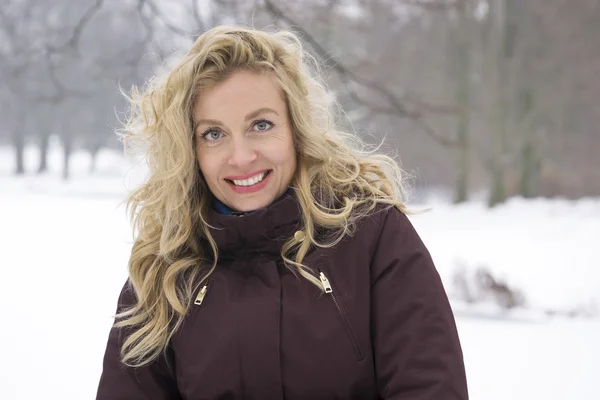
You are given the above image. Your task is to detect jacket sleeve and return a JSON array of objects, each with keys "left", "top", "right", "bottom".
[
  {"left": 370, "top": 207, "right": 469, "bottom": 400},
  {"left": 96, "top": 281, "right": 183, "bottom": 400}
]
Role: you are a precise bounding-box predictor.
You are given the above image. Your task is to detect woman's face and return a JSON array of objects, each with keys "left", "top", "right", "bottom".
[{"left": 193, "top": 70, "right": 297, "bottom": 212}]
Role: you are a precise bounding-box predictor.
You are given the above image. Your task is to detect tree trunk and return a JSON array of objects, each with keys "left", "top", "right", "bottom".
[
  {"left": 519, "top": 141, "right": 540, "bottom": 198},
  {"left": 13, "top": 130, "right": 25, "bottom": 175},
  {"left": 89, "top": 147, "right": 99, "bottom": 174},
  {"left": 38, "top": 132, "right": 50, "bottom": 174},
  {"left": 454, "top": 125, "right": 469, "bottom": 203},
  {"left": 487, "top": 0, "right": 510, "bottom": 207},
  {"left": 453, "top": 1, "right": 471, "bottom": 204},
  {"left": 516, "top": 88, "right": 541, "bottom": 198},
  {"left": 487, "top": 156, "right": 506, "bottom": 207},
  {"left": 62, "top": 135, "right": 72, "bottom": 180}
]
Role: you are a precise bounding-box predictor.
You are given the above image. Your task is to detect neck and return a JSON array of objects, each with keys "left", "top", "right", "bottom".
[{"left": 212, "top": 188, "right": 293, "bottom": 215}]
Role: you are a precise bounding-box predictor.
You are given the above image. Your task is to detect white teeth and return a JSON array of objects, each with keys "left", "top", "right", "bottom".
[{"left": 231, "top": 171, "right": 268, "bottom": 187}]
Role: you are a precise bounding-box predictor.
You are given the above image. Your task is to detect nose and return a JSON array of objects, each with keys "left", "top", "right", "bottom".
[{"left": 227, "top": 136, "right": 257, "bottom": 168}]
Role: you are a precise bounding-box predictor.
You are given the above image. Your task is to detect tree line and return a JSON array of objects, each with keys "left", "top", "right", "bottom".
[{"left": 1, "top": 0, "right": 598, "bottom": 204}]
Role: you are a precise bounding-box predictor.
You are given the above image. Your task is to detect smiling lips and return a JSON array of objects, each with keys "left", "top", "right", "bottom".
[{"left": 225, "top": 170, "right": 272, "bottom": 193}]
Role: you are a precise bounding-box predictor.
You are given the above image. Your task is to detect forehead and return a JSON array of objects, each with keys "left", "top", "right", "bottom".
[{"left": 193, "top": 70, "right": 286, "bottom": 119}]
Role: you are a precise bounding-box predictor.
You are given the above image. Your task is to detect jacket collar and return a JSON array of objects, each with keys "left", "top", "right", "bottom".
[{"left": 198, "top": 191, "right": 302, "bottom": 257}]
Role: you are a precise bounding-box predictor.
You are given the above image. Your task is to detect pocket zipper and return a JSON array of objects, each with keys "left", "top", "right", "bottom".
[
  {"left": 194, "top": 282, "right": 209, "bottom": 306},
  {"left": 318, "top": 271, "right": 364, "bottom": 360}
]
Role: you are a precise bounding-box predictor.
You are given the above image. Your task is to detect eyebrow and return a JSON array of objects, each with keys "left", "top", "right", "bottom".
[{"left": 194, "top": 107, "right": 279, "bottom": 129}]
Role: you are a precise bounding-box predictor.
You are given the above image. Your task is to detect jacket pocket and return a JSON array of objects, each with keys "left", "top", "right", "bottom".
[{"left": 318, "top": 269, "right": 365, "bottom": 361}]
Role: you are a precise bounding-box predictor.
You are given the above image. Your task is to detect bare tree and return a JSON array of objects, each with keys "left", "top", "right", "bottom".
[
  {"left": 1, "top": 0, "right": 597, "bottom": 199},
  {"left": 0, "top": 0, "right": 160, "bottom": 178}
]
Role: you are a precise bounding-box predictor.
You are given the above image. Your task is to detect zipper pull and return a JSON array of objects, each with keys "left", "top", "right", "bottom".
[
  {"left": 319, "top": 272, "right": 333, "bottom": 293},
  {"left": 194, "top": 284, "right": 208, "bottom": 305}
]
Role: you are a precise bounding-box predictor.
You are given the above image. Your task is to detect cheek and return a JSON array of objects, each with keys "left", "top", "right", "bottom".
[
  {"left": 196, "top": 149, "right": 221, "bottom": 184},
  {"left": 284, "top": 137, "right": 297, "bottom": 170},
  {"left": 266, "top": 131, "right": 296, "bottom": 168}
]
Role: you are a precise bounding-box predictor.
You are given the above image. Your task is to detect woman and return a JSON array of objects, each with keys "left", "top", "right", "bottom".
[{"left": 96, "top": 25, "right": 468, "bottom": 400}]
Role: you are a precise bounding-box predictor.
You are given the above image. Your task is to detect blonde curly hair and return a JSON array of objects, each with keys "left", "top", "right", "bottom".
[{"left": 115, "top": 25, "right": 409, "bottom": 367}]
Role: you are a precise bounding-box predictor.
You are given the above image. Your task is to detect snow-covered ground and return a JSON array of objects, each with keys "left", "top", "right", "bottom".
[{"left": 1, "top": 144, "right": 599, "bottom": 399}]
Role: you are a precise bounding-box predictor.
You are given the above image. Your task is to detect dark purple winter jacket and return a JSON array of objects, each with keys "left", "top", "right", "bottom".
[{"left": 96, "top": 194, "right": 468, "bottom": 399}]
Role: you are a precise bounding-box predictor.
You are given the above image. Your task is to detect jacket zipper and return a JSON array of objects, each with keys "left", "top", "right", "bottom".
[
  {"left": 319, "top": 271, "right": 365, "bottom": 360},
  {"left": 194, "top": 282, "right": 209, "bottom": 306}
]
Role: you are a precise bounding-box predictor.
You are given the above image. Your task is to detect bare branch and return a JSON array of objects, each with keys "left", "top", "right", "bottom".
[
  {"left": 34, "top": 54, "right": 95, "bottom": 103},
  {"left": 138, "top": 0, "right": 191, "bottom": 37},
  {"left": 92, "top": 1, "right": 158, "bottom": 78},
  {"left": 46, "top": 0, "right": 105, "bottom": 56},
  {"left": 191, "top": 0, "right": 206, "bottom": 33},
  {"left": 263, "top": 0, "right": 459, "bottom": 146},
  {"left": 400, "top": 0, "right": 459, "bottom": 10}
]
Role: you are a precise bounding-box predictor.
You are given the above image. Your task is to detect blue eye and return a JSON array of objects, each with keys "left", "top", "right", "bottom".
[
  {"left": 201, "top": 128, "right": 223, "bottom": 141},
  {"left": 253, "top": 119, "right": 274, "bottom": 131}
]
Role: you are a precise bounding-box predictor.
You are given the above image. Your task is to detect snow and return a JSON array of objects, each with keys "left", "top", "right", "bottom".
[
  {"left": 410, "top": 196, "right": 600, "bottom": 317},
  {"left": 1, "top": 144, "right": 598, "bottom": 399},
  {"left": 458, "top": 317, "right": 600, "bottom": 400}
]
